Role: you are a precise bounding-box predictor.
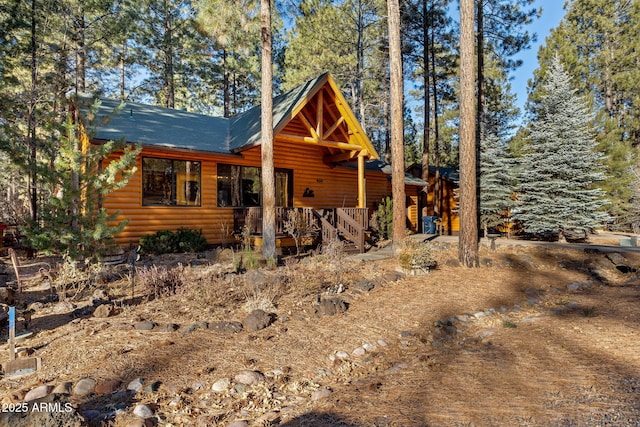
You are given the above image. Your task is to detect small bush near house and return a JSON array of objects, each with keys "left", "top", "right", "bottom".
[
  {"left": 137, "top": 264, "right": 185, "bottom": 299},
  {"left": 140, "top": 228, "right": 207, "bottom": 254}
]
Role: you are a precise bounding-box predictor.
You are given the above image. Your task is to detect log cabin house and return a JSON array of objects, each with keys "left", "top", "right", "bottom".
[
  {"left": 405, "top": 163, "right": 460, "bottom": 235},
  {"left": 85, "top": 73, "right": 428, "bottom": 252}
]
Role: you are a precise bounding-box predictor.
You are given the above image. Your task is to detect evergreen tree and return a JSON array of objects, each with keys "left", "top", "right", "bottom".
[
  {"left": 479, "top": 117, "right": 515, "bottom": 236},
  {"left": 26, "top": 97, "right": 141, "bottom": 260},
  {"left": 515, "top": 57, "right": 609, "bottom": 237},
  {"left": 532, "top": 0, "right": 638, "bottom": 228}
]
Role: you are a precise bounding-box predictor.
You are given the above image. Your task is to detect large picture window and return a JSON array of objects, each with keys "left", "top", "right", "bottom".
[
  {"left": 217, "top": 164, "right": 292, "bottom": 207},
  {"left": 142, "top": 157, "right": 201, "bottom": 206}
]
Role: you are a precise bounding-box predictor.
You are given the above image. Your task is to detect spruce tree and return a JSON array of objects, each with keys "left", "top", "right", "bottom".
[
  {"left": 514, "top": 56, "right": 609, "bottom": 237},
  {"left": 479, "top": 120, "right": 515, "bottom": 236}
]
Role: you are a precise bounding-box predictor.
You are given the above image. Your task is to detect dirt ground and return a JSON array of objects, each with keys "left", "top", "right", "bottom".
[{"left": 0, "top": 235, "right": 639, "bottom": 427}]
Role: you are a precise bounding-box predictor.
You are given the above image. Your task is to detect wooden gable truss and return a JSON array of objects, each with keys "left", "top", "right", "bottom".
[{"left": 274, "top": 74, "right": 377, "bottom": 208}]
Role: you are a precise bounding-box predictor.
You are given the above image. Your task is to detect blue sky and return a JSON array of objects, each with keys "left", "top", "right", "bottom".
[{"left": 510, "top": 0, "right": 566, "bottom": 113}]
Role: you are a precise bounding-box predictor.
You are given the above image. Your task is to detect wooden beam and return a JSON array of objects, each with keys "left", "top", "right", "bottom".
[
  {"left": 324, "top": 150, "right": 359, "bottom": 163},
  {"left": 278, "top": 133, "right": 362, "bottom": 151},
  {"left": 298, "top": 112, "right": 319, "bottom": 139},
  {"left": 323, "top": 116, "right": 345, "bottom": 140},
  {"left": 316, "top": 90, "right": 323, "bottom": 137}
]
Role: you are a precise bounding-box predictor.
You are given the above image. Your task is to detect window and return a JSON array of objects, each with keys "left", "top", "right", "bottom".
[
  {"left": 142, "top": 157, "right": 201, "bottom": 206},
  {"left": 217, "top": 164, "right": 292, "bottom": 207}
]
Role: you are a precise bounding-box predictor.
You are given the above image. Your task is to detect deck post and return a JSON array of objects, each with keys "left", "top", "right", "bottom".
[{"left": 357, "top": 154, "right": 366, "bottom": 208}]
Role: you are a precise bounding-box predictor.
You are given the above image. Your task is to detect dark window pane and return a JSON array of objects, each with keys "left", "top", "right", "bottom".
[{"left": 143, "top": 157, "right": 201, "bottom": 206}]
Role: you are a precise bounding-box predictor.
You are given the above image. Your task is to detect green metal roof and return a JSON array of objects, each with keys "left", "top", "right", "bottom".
[
  {"left": 84, "top": 97, "right": 231, "bottom": 153},
  {"left": 83, "top": 73, "right": 331, "bottom": 155}
]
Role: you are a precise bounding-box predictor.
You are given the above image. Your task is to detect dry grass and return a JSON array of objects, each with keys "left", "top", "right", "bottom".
[{"left": 0, "top": 240, "right": 639, "bottom": 426}]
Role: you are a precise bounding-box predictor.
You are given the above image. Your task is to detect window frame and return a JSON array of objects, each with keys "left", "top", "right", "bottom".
[
  {"left": 142, "top": 156, "right": 202, "bottom": 207},
  {"left": 217, "top": 163, "right": 293, "bottom": 208}
]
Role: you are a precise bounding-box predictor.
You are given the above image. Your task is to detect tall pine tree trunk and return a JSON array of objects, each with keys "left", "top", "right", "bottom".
[
  {"left": 459, "top": 0, "right": 478, "bottom": 266},
  {"left": 28, "top": 0, "right": 38, "bottom": 226},
  {"left": 421, "top": 0, "right": 431, "bottom": 220},
  {"left": 260, "top": 0, "right": 276, "bottom": 262},
  {"left": 163, "top": 0, "right": 175, "bottom": 108},
  {"left": 431, "top": 25, "right": 441, "bottom": 223},
  {"left": 388, "top": 0, "right": 405, "bottom": 249}
]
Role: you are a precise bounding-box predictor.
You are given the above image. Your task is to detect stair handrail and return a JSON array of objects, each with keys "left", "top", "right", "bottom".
[{"left": 336, "top": 208, "right": 366, "bottom": 253}]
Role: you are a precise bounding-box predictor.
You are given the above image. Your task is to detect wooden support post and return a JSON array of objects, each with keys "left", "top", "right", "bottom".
[{"left": 357, "top": 154, "right": 366, "bottom": 208}]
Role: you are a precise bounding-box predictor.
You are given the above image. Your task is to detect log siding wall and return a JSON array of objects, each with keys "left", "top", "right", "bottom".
[{"left": 103, "top": 140, "right": 413, "bottom": 246}]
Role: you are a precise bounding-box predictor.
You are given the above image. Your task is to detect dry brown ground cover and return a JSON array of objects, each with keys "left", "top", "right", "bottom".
[{"left": 0, "top": 236, "right": 639, "bottom": 427}]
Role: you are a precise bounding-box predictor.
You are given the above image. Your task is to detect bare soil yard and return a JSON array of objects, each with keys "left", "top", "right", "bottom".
[{"left": 0, "top": 236, "right": 639, "bottom": 426}]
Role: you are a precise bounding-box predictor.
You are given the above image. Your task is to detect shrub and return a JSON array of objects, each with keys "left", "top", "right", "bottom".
[
  {"left": 397, "top": 239, "right": 436, "bottom": 273},
  {"left": 140, "top": 228, "right": 207, "bottom": 254},
  {"left": 371, "top": 196, "right": 393, "bottom": 240},
  {"left": 137, "top": 264, "right": 184, "bottom": 299}
]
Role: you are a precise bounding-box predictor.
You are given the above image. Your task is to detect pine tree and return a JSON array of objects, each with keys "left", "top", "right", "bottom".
[
  {"left": 479, "top": 119, "right": 515, "bottom": 236},
  {"left": 514, "top": 57, "right": 609, "bottom": 237},
  {"left": 26, "top": 97, "right": 141, "bottom": 260}
]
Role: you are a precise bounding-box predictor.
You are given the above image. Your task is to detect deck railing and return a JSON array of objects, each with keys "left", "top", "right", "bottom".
[
  {"left": 234, "top": 207, "right": 318, "bottom": 235},
  {"left": 234, "top": 206, "right": 368, "bottom": 252}
]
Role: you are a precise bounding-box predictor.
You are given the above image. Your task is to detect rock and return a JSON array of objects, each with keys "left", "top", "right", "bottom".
[
  {"left": 155, "top": 323, "right": 179, "bottom": 332},
  {"left": 352, "top": 347, "right": 366, "bottom": 357},
  {"left": 310, "top": 388, "right": 332, "bottom": 401},
  {"left": 243, "top": 269, "right": 268, "bottom": 287},
  {"left": 144, "top": 381, "right": 162, "bottom": 393},
  {"left": 183, "top": 321, "right": 208, "bottom": 333},
  {"left": 24, "top": 385, "right": 53, "bottom": 402},
  {"left": 53, "top": 301, "right": 75, "bottom": 314},
  {"left": 362, "top": 342, "right": 377, "bottom": 352},
  {"left": 227, "top": 421, "right": 249, "bottom": 427},
  {"left": 242, "top": 309, "right": 273, "bottom": 332},
  {"left": 81, "top": 410, "right": 101, "bottom": 422},
  {"left": 605, "top": 252, "right": 626, "bottom": 265},
  {"left": 234, "top": 370, "right": 265, "bottom": 386},
  {"left": 354, "top": 280, "right": 375, "bottom": 292},
  {"left": 377, "top": 339, "right": 388, "bottom": 347},
  {"left": 208, "top": 321, "right": 243, "bottom": 334},
  {"left": 133, "top": 403, "right": 155, "bottom": 418},
  {"left": 0, "top": 394, "right": 84, "bottom": 427},
  {"left": 317, "top": 298, "right": 347, "bottom": 316},
  {"left": 335, "top": 351, "right": 349, "bottom": 360},
  {"left": 73, "top": 378, "right": 96, "bottom": 397},
  {"left": 127, "top": 378, "right": 145, "bottom": 393},
  {"left": 211, "top": 379, "right": 230, "bottom": 393},
  {"left": 134, "top": 320, "right": 156, "bottom": 330},
  {"left": 93, "top": 304, "right": 115, "bottom": 318},
  {"left": 382, "top": 271, "right": 405, "bottom": 282},
  {"left": 52, "top": 382, "right": 72, "bottom": 395},
  {"left": 95, "top": 379, "right": 122, "bottom": 394}
]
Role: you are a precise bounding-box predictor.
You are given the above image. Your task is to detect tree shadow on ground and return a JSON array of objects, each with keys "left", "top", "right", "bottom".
[
  {"left": 393, "top": 243, "right": 640, "bottom": 425},
  {"left": 279, "top": 411, "right": 361, "bottom": 427}
]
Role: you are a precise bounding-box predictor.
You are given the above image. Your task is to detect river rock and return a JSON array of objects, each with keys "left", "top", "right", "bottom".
[
  {"left": 234, "top": 370, "right": 265, "bottom": 385},
  {"left": 73, "top": 378, "right": 96, "bottom": 397}
]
